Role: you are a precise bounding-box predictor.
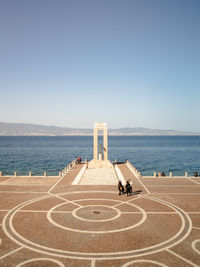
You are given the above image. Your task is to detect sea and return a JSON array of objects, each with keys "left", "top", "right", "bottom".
[{"left": 0, "top": 136, "right": 199, "bottom": 176}]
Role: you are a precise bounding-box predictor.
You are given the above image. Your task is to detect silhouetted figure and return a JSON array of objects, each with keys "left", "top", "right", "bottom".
[
  {"left": 129, "top": 179, "right": 133, "bottom": 193},
  {"left": 194, "top": 171, "right": 198, "bottom": 177},
  {"left": 126, "top": 181, "right": 131, "bottom": 196},
  {"left": 118, "top": 180, "right": 124, "bottom": 195}
]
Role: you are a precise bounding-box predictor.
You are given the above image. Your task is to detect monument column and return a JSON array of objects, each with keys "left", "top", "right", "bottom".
[
  {"left": 103, "top": 128, "right": 108, "bottom": 161},
  {"left": 93, "top": 128, "right": 98, "bottom": 160}
]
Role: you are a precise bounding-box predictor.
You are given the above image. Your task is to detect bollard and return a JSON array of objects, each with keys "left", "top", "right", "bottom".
[
  {"left": 0, "top": 171, "right": 2, "bottom": 176},
  {"left": 169, "top": 172, "right": 173, "bottom": 177},
  {"left": 14, "top": 171, "right": 17, "bottom": 177},
  {"left": 44, "top": 171, "right": 47, "bottom": 176},
  {"left": 154, "top": 172, "right": 156, "bottom": 177},
  {"left": 185, "top": 172, "right": 188, "bottom": 177},
  {"left": 29, "top": 171, "right": 32, "bottom": 176}
]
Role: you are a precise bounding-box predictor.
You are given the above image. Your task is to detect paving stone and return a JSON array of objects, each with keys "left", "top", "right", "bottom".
[{"left": 0, "top": 163, "right": 199, "bottom": 266}]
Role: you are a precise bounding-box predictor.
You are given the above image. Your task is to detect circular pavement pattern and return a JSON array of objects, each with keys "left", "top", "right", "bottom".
[
  {"left": 121, "top": 259, "right": 168, "bottom": 267},
  {"left": 15, "top": 258, "right": 65, "bottom": 267},
  {"left": 47, "top": 198, "right": 146, "bottom": 234},
  {"left": 2, "top": 191, "right": 192, "bottom": 260},
  {"left": 72, "top": 205, "right": 121, "bottom": 222}
]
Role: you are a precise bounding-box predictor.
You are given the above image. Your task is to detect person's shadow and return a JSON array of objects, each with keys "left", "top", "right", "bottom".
[{"left": 130, "top": 190, "right": 142, "bottom": 196}]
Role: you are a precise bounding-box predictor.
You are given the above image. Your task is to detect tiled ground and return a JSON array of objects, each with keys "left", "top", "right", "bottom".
[{"left": 0, "top": 163, "right": 199, "bottom": 266}]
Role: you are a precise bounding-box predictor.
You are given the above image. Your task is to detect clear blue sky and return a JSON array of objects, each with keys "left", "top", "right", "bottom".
[{"left": 0, "top": 0, "right": 200, "bottom": 131}]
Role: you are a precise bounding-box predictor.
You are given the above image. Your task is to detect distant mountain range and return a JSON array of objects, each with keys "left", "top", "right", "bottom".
[{"left": 0, "top": 122, "right": 199, "bottom": 136}]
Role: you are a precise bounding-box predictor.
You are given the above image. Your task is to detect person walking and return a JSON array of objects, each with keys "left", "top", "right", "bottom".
[{"left": 126, "top": 181, "right": 131, "bottom": 196}]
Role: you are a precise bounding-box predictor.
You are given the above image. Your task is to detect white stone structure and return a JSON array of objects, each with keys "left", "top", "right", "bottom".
[
  {"left": 93, "top": 122, "right": 108, "bottom": 161},
  {"left": 88, "top": 123, "right": 112, "bottom": 168}
]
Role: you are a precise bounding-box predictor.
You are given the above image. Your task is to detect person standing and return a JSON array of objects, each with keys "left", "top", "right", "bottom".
[
  {"left": 129, "top": 179, "right": 133, "bottom": 194},
  {"left": 118, "top": 180, "right": 124, "bottom": 195},
  {"left": 126, "top": 181, "right": 131, "bottom": 196}
]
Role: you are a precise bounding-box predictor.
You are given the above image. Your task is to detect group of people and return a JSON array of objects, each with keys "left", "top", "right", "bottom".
[
  {"left": 158, "top": 171, "right": 165, "bottom": 177},
  {"left": 118, "top": 179, "right": 133, "bottom": 196},
  {"left": 75, "top": 156, "right": 82, "bottom": 164}
]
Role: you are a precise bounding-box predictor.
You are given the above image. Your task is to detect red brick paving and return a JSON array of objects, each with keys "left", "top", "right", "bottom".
[
  {"left": 140, "top": 177, "right": 195, "bottom": 186},
  {"left": 51, "top": 164, "right": 84, "bottom": 194},
  {"left": 0, "top": 163, "right": 199, "bottom": 266}
]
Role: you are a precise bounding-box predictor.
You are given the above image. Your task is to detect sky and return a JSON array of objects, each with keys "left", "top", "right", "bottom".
[{"left": 0, "top": 0, "right": 200, "bottom": 131}]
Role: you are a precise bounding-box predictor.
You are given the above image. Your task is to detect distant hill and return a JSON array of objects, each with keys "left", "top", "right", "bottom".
[
  {"left": 109, "top": 127, "right": 200, "bottom": 136},
  {"left": 0, "top": 122, "right": 199, "bottom": 136},
  {"left": 0, "top": 122, "right": 91, "bottom": 136}
]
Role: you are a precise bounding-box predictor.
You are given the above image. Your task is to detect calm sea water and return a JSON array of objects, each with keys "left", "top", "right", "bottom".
[{"left": 0, "top": 136, "right": 199, "bottom": 176}]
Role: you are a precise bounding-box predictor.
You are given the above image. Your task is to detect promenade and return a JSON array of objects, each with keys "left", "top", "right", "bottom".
[{"left": 0, "top": 162, "right": 200, "bottom": 267}]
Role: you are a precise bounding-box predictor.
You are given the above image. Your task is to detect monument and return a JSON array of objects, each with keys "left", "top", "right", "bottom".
[
  {"left": 89, "top": 122, "right": 112, "bottom": 168},
  {"left": 93, "top": 122, "right": 108, "bottom": 161}
]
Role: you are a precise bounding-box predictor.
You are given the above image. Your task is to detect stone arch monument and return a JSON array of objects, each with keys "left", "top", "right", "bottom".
[
  {"left": 89, "top": 122, "right": 112, "bottom": 168},
  {"left": 93, "top": 122, "right": 108, "bottom": 161}
]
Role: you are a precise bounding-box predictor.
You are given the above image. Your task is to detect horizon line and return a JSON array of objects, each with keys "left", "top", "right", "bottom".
[{"left": 0, "top": 121, "right": 200, "bottom": 133}]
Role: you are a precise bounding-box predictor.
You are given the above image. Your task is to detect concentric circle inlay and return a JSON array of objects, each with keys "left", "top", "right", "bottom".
[{"left": 2, "top": 191, "right": 192, "bottom": 260}]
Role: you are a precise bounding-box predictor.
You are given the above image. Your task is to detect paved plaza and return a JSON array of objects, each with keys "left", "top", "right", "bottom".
[{"left": 0, "top": 163, "right": 200, "bottom": 266}]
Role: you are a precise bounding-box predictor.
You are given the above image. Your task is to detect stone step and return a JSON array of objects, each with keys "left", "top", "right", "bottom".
[
  {"left": 79, "top": 167, "right": 118, "bottom": 185},
  {"left": 88, "top": 160, "right": 113, "bottom": 168}
]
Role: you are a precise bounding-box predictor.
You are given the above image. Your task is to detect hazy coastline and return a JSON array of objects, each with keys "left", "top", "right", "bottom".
[{"left": 0, "top": 122, "right": 200, "bottom": 136}]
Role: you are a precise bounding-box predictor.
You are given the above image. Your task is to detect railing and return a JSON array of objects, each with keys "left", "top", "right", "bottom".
[
  {"left": 152, "top": 171, "right": 198, "bottom": 178},
  {"left": 0, "top": 159, "right": 77, "bottom": 178},
  {"left": 125, "top": 160, "right": 141, "bottom": 178},
  {"left": 125, "top": 161, "right": 199, "bottom": 178},
  {"left": 60, "top": 159, "right": 77, "bottom": 177}
]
